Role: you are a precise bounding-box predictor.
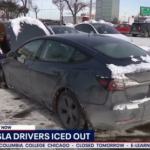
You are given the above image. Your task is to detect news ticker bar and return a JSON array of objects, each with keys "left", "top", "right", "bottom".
[
  {"left": 0, "top": 142, "right": 150, "bottom": 148},
  {"left": 0, "top": 125, "right": 35, "bottom": 130}
]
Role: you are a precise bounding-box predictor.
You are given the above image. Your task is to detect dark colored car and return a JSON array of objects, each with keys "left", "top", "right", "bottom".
[
  {"left": 1, "top": 34, "right": 150, "bottom": 130},
  {"left": 130, "top": 23, "right": 150, "bottom": 37},
  {"left": 115, "top": 24, "right": 131, "bottom": 34},
  {"left": 47, "top": 25, "right": 83, "bottom": 35}
]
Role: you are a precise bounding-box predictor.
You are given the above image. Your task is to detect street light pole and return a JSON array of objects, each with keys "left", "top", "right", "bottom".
[{"left": 89, "top": 0, "right": 92, "bottom": 19}]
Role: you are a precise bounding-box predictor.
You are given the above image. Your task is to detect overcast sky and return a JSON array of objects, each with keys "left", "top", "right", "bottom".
[{"left": 28, "top": 0, "right": 150, "bottom": 20}]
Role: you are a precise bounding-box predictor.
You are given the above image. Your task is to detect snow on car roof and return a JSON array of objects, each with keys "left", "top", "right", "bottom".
[{"left": 11, "top": 17, "right": 50, "bottom": 39}]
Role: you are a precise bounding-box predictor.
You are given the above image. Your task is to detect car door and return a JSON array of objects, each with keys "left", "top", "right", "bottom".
[
  {"left": 117, "top": 24, "right": 124, "bottom": 33},
  {"left": 2, "top": 40, "right": 44, "bottom": 94},
  {"left": 124, "top": 24, "right": 131, "bottom": 34},
  {"left": 29, "top": 39, "right": 90, "bottom": 107},
  {"left": 29, "top": 40, "right": 74, "bottom": 104}
]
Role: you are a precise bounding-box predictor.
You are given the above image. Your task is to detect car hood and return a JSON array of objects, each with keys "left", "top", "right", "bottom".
[{"left": 102, "top": 34, "right": 131, "bottom": 42}]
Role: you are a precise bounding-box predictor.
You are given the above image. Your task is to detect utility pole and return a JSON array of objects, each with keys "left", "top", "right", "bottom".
[{"left": 89, "top": 0, "right": 92, "bottom": 19}]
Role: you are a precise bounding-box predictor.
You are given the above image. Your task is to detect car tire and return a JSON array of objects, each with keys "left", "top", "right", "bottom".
[
  {"left": 0, "top": 69, "right": 7, "bottom": 88},
  {"left": 144, "top": 32, "right": 148, "bottom": 37},
  {"left": 132, "top": 34, "right": 137, "bottom": 37},
  {"left": 57, "top": 90, "right": 85, "bottom": 129}
]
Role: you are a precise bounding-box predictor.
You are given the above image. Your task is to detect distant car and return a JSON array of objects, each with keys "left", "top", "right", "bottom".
[
  {"left": 47, "top": 25, "right": 82, "bottom": 35},
  {"left": 130, "top": 22, "right": 150, "bottom": 37},
  {"left": 74, "top": 23, "right": 133, "bottom": 43},
  {"left": 1, "top": 34, "right": 150, "bottom": 130},
  {"left": 115, "top": 24, "right": 131, "bottom": 34}
]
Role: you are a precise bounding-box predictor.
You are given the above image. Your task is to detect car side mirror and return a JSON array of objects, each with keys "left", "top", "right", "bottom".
[{"left": 6, "top": 51, "right": 15, "bottom": 57}]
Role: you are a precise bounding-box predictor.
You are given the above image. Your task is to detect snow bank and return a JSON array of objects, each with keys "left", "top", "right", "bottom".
[
  {"left": 65, "top": 23, "right": 74, "bottom": 27},
  {"left": 84, "top": 19, "right": 97, "bottom": 23},
  {"left": 98, "top": 20, "right": 114, "bottom": 26},
  {"left": 107, "top": 55, "right": 150, "bottom": 79},
  {"left": 11, "top": 17, "right": 50, "bottom": 39}
]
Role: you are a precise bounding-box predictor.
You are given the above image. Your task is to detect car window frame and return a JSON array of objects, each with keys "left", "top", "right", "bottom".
[
  {"left": 74, "top": 24, "right": 85, "bottom": 31},
  {"left": 13, "top": 39, "right": 45, "bottom": 64},
  {"left": 83, "top": 24, "right": 96, "bottom": 33},
  {"left": 38, "top": 39, "right": 91, "bottom": 64}
]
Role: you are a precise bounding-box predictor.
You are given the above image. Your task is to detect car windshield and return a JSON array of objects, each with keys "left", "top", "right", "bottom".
[
  {"left": 50, "top": 26, "right": 79, "bottom": 34},
  {"left": 92, "top": 23, "right": 119, "bottom": 34},
  {"left": 81, "top": 37, "right": 147, "bottom": 59}
]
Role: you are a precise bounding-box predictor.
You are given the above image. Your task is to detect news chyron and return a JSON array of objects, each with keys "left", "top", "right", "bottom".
[{"left": 0, "top": 125, "right": 149, "bottom": 149}]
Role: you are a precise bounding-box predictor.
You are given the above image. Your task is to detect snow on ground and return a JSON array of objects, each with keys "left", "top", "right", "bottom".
[
  {"left": 132, "top": 37, "right": 150, "bottom": 47},
  {"left": 0, "top": 36, "right": 150, "bottom": 148}
]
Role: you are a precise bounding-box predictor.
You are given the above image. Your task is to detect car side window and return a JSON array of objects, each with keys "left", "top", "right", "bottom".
[
  {"left": 83, "top": 24, "right": 96, "bottom": 33},
  {"left": 40, "top": 40, "right": 90, "bottom": 63},
  {"left": 75, "top": 24, "right": 85, "bottom": 31},
  {"left": 16, "top": 40, "right": 43, "bottom": 63}
]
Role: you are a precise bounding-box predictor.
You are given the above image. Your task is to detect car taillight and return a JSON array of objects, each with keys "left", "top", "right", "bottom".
[
  {"left": 97, "top": 77, "right": 139, "bottom": 91},
  {"left": 107, "top": 79, "right": 124, "bottom": 91}
]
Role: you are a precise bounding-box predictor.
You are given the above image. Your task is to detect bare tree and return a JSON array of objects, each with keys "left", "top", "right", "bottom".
[
  {"left": 52, "top": 0, "right": 65, "bottom": 22},
  {"left": 20, "top": 0, "right": 35, "bottom": 16},
  {"left": 63, "top": 0, "right": 89, "bottom": 24},
  {"left": 31, "top": 5, "right": 40, "bottom": 18}
]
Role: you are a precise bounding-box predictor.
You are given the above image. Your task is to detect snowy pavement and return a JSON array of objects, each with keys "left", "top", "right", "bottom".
[
  {"left": 0, "top": 37, "right": 150, "bottom": 149},
  {"left": 132, "top": 37, "right": 150, "bottom": 47}
]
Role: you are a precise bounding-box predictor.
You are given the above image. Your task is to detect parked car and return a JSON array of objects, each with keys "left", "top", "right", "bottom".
[
  {"left": 1, "top": 34, "right": 150, "bottom": 130},
  {"left": 130, "top": 22, "right": 150, "bottom": 37},
  {"left": 47, "top": 25, "right": 81, "bottom": 35},
  {"left": 74, "top": 23, "right": 133, "bottom": 43},
  {"left": 115, "top": 24, "right": 131, "bottom": 34}
]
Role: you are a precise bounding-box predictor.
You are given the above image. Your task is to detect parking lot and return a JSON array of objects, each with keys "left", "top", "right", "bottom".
[
  {"left": 132, "top": 36, "right": 150, "bottom": 46},
  {"left": 0, "top": 36, "right": 150, "bottom": 148}
]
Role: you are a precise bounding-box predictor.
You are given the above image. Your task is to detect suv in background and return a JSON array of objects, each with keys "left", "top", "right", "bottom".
[{"left": 130, "top": 22, "right": 150, "bottom": 37}]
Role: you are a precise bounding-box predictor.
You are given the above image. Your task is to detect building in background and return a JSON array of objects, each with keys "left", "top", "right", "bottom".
[
  {"left": 128, "top": 16, "right": 134, "bottom": 25},
  {"left": 96, "top": 0, "right": 120, "bottom": 21}
]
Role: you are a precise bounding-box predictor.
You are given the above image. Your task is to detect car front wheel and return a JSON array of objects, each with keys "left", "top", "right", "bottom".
[{"left": 57, "top": 91, "right": 85, "bottom": 129}]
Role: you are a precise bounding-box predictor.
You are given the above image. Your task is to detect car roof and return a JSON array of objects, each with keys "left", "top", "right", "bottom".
[
  {"left": 75, "top": 22, "right": 112, "bottom": 27},
  {"left": 29, "top": 34, "right": 125, "bottom": 46},
  {"left": 48, "top": 25, "right": 73, "bottom": 28}
]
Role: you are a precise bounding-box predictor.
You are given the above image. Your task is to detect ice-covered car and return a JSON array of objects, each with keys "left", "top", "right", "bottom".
[
  {"left": 74, "top": 22, "right": 133, "bottom": 43},
  {"left": 2, "top": 17, "right": 50, "bottom": 52},
  {"left": 1, "top": 34, "right": 150, "bottom": 130}
]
